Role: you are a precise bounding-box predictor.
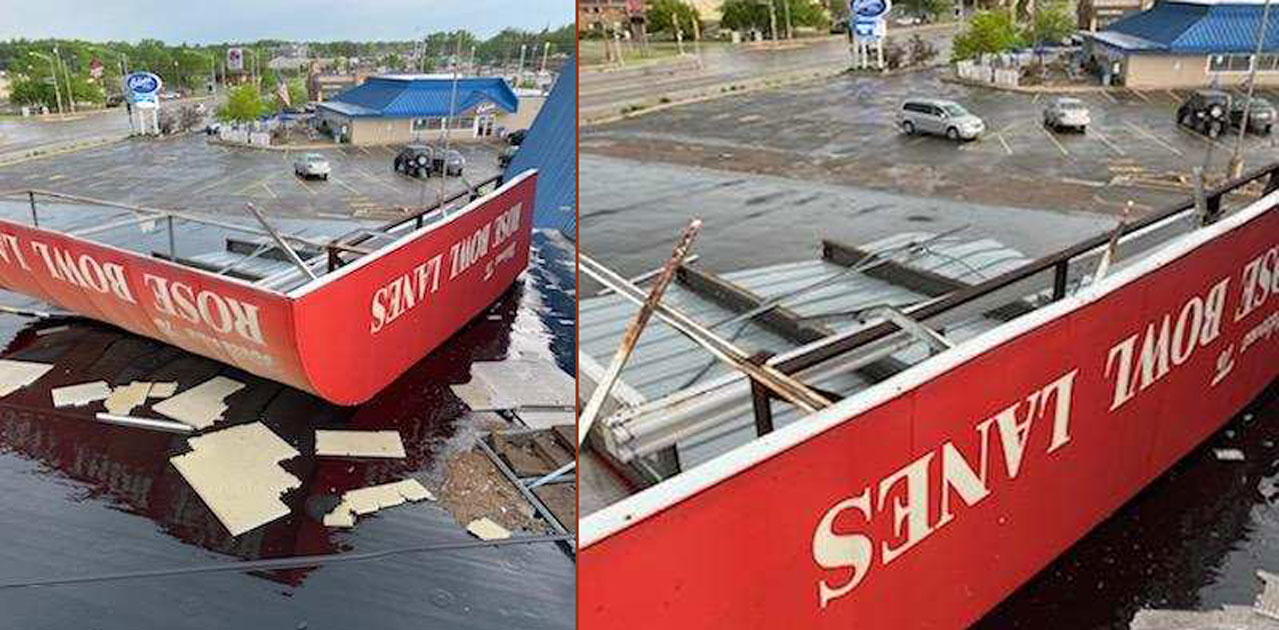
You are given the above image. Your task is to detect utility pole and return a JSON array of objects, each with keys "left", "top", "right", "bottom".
[
  {"left": 29, "top": 51, "right": 64, "bottom": 117},
  {"left": 768, "top": 0, "right": 779, "bottom": 42},
  {"left": 1229, "top": 0, "right": 1273, "bottom": 178},
  {"left": 53, "top": 47, "right": 76, "bottom": 113},
  {"left": 517, "top": 43, "right": 527, "bottom": 86},
  {"left": 691, "top": 3, "right": 703, "bottom": 65},
  {"left": 541, "top": 41, "right": 550, "bottom": 74},
  {"left": 782, "top": 0, "right": 794, "bottom": 39}
]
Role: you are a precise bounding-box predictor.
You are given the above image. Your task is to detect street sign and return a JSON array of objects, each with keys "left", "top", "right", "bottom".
[
  {"left": 850, "top": 0, "right": 891, "bottom": 19},
  {"left": 227, "top": 47, "right": 244, "bottom": 72},
  {"left": 123, "top": 71, "right": 161, "bottom": 105}
]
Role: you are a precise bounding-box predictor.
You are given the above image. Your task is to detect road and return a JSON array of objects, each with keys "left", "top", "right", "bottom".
[
  {"left": 0, "top": 95, "right": 216, "bottom": 159},
  {"left": 580, "top": 25, "right": 959, "bottom": 121}
]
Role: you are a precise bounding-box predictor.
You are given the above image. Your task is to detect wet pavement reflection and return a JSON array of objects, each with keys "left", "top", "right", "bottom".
[
  {"left": 976, "top": 385, "right": 1279, "bottom": 629},
  {"left": 0, "top": 231, "right": 575, "bottom": 629}
]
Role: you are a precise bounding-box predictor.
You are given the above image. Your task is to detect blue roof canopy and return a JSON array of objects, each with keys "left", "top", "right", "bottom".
[
  {"left": 506, "top": 57, "right": 576, "bottom": 239},
  {"left": 317, "top": 75, "right": 519, "bottom": 118},
  {"left": 1094, "top": 1, "right": 1279, "bottom": 54}
]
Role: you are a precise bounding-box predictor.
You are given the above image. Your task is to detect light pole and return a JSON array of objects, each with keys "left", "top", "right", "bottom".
[
  {"left": 1229, "top": 0, "right": 1273, "bottom": 178},
  {"left": 53, "top": 47, "right": 76, "bottom": 113},
  {"left": 782, "top": 0, "right": 794, "bottom": 39},
  {"left": 27, "top": 51, "right": 64, "bottom": 117}
]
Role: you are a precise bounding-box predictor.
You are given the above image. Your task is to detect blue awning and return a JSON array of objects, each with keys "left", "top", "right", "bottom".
[{"left": 317, "top": 75, "right": 519, "bottom": 118}]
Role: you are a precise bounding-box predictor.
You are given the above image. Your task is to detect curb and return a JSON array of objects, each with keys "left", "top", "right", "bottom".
[
  {"left": 0, "top": 134, "right": 128, "bottom": 168},
  {"left": 940, "top": 73, "right": 1115, "bottom": 94},
  {"left": 207, "top": 138, "right": 340, "bottom": 152}
]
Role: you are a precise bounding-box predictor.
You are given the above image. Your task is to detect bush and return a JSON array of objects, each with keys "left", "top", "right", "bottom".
[
  {"left": 908, "top": 34, "right": 938, "bottom": 67},
  {"left": 216, "top": 84, "right": 270, "bottom": 123},
  {"left": 952, "top": 10, "right": 1024, "bottom": 61}
]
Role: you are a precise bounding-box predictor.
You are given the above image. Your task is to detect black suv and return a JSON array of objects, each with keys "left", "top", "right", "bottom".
[
  {"left": 394, "top": 144, "right": 436, "bottom": 177},
  {"left": 1176, "top": 90, "right": 1231, "bottom": 138}
]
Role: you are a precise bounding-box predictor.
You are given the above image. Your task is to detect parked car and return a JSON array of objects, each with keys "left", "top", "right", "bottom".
[
  {"left": 105, "top": 94, "right": 125, "bottom": 108},
  {"left": 394, "top": 144, "right": 436, "bottom": 177},
  {"left": 498, "top": 144, "right": 518, "bottom": 169},
  {"left": 437, "top": 149, "right": 465, "bottom": 177},
  {"left": 159, "top": 91, "right": 180, "bottom": 101},
  {"left": 1176, "top": 89, "right": 1231, "bottom": 138},
  {"left": 1042, "top": 96, "right": 1090, "bottom": 133},
  {"left": 1230, "top": 96, "right": 1276, "bottom": 134},
  {"left": 292, "top": 153, "right": 331, "bottom": 180},
  {"left": 506, "top": 129, "right": 528, "bottom": 146},
  {"left": 898, "top": 98, "right": 985, "bottom": 141}
]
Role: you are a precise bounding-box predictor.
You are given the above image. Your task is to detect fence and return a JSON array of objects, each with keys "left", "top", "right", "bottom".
[{"left": 956, "top": 60, "right": 1021, "bottom": 87}]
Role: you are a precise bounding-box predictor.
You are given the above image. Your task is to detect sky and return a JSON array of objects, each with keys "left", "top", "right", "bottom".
[{"left": 0, "top": 0, "right": 575, "bottom": 43}]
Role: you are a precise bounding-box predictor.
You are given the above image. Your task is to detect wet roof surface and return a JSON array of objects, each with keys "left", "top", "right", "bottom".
[{"left": 0, "top": 230, "right": 575, "bottom": 629}]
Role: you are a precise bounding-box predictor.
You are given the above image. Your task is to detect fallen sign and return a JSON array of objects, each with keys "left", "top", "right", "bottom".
[
  {"left": 323, "top": 478, "right": 435, "bottom": 528},
  {"left": 314, "top": 430, "right": 405, "bottom": 459},
  {"left": 170, "top": 422, "right": 300, "bottom": 536}
]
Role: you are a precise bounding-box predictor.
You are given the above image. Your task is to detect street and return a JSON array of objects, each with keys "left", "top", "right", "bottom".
[
  {"left": 580, "top": 24, "right": 959, "bottom": 121},
  {"left": 0, "top": 95, "right": 215, "bottom": 159}
]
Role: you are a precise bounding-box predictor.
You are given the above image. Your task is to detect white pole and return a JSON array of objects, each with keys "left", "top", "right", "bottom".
[
  {"left": 436, "top": 34, "right": 463, "bottom": 209},
  {"left": 1229, "top": 0, "right": 1273, "bottom": 177}
]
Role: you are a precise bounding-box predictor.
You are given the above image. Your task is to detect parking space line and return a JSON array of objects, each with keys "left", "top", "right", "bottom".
[
  {"left": 1125, "top": 121, "right": 1184, "bottom": 156},
  {"left": 330, "top": 176, "right": 363, "bottom": 196},
  {"left": 294, "top": 176, "right": 317, "bottom": 195},
  {"left": 994, "top": 132, "right": 1014, "bottom": 156},
  {"left": 354, "top": 167, "right": 404, "bottom": 194},
  {"left": 1098, "top": 90, "right": 1119, "bottom": 104},
  {"left": 1127, "top": 89, "right": 1151, "bottom": 103},
  {"left": 1173, "top": 125, "right": 1228, "bottom": 151},
  {"left": 1041, "top": 126, "right": 1070, "bottom": 157},
  {"left": 1089, "top": 127, "right": 1127, "bottom": 156},
  {"left": 360, "top": 146, "right": 372, "bottom": 156},
  {"left": 261, "top": 182, "right": 279, "bottom": 199}
]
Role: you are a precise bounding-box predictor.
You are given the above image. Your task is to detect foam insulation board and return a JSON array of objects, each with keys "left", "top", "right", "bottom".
[
  {"left": 152, "top": 376, "right": 244, "bottom": 429},
  {"left": 466, "top": 517, "right": 511, "bottom": 541},
  {"left": 104, "top": 382, "right": 152, "bottom": 416},
  {"left": 51, "top": 381, "right": 113, "bottom": 408},
  {"left": 170, "top": 422, "right": 300, "bottom": 536},
  {"left": 314, "top": 430, "right": 406, "bottom": 459},
  {"left": 468, "top": 360, "right": 575, "bottom": 409},
  {"left": 0, "top": 359, "right": 53, "bottom": 397},
  {"left": 323, "top": 479, "right": 435, "bottom": 527},
  {"left": 148, "top": 382, "right": 179, "bottom": 398}
]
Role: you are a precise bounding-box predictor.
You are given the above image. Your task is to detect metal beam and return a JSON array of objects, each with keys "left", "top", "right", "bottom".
[
  {"left": 676, "top": 264, "right": 832, "bottom": 344},
  {"left": 580, "top": 253, "right": 832, "bottom": 414},
  {"left": 244, "top": 203, "right": 318, "bottom": 281}
]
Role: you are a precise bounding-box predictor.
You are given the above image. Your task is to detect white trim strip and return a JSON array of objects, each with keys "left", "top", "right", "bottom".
[{"left": 580, "top": 191, "right": 1279, "bottom": 547}]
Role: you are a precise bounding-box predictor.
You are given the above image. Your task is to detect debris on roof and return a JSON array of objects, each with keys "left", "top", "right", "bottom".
[
  {"left": 323, "top": 479, "right": 435, "bottom": 528},
  {"left": 466, "top": 517, "right": 511, "bottom": 541},
  {"left": 103, "top": 381, "right": 152, "bottom": 416},
  {"left": 454, "top": 359, "right": 574, "bottom": 411},
  {"left": 148, "top": 382, "right": 179, "bottom": 398},
  {"left": 1257, "top": 571, "right": 1279, "bottom": 620},
  {"left": 51, "top": 381, "right": 112, "bottom": 408},
  {"left": 169, "top": 422, "right": 300, "bottom": 536},
  {"left": 0, "top": 359, "right": 53, "bottom": 397},
  {"left": 1216, "top": 448, "right": 1246, "bottom": 461},
  {"left": 94, "top": 412, "right": 194, "bottom": 434},
  {"left": 314, "top": 429, "right": 406, "bottom": 459},
  {"left": 152, "top": 376, "right": 245, "bottom": 429}
]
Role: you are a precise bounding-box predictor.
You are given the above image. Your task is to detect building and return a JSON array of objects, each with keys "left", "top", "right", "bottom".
[
  {"left": 579, "top": 0, "right": 645, "bottom": 33},
  {"left": 1085, "top": 0, "right": 1279, "bottom": 88},
  {"left": 1078, "top": 0, "right": 1154, "bottom": 31},
  {"left": 314, "top": 74, "right": 522, "bottom": 145},
  {"left": 505, "top": 56, "right": 576, "bottom": 238},
  {"left": 308, "top": 70, "right": 371, "bottom": 101}
]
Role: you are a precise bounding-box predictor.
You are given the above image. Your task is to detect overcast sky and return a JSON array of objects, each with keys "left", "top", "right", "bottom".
[{"left": 0, "top": 0, "right": 574, "bottom": 43}]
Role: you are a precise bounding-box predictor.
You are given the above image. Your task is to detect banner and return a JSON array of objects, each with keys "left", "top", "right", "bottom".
[{"left": 227, "top": 47, "right": 244, "bottom": 72}]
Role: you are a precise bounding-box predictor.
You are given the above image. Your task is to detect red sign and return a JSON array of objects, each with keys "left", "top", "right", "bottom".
[
  {"left": 580, "top": 200, "right": 1279, "bottom": 628},
  {"left": 0, "top": 173, "right": 536, "bottom": 405}
]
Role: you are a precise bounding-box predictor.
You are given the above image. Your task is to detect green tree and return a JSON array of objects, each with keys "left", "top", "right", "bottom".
[
  {"left": 951, "top": 10, "right": 1024, "bottom": 61},
  {"left": 647, "top": 0, "right": 702, "bottom": 38},
  {"left": 721, "top": 0, "right": 828, "bottom": 37},
  {"left": 216, "top": 84, "right": 269, "bottom": 122},
  {"left": 1025, "top": 0, "right": 1075, "bottom": 46}
]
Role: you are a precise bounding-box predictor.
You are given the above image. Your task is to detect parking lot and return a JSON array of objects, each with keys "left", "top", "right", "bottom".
[
  {"left": 582, "top": 68, "right": 1279, "bottom": 216},
  {"left": 0, "top": 133, "right": 503, "bottom": 220}
]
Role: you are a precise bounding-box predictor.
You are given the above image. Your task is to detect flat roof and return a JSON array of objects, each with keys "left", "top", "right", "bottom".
[{"left": 317, "top": 75, "right": 518, "bottom": 119}]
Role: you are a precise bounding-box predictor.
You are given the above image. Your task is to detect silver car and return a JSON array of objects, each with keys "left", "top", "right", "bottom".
[
  {"left": 293, "top": 153, "right": 331, "bottom": 180},
  {"left": 1043, "top": 97, "right": 1090, "bottom": 133},
  {"left": 899, "top": 98, "right": 985, "bottom": 141}
]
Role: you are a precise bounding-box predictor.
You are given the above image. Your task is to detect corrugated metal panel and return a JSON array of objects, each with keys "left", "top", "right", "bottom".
[
  {"left": 580, "top": 233, "right": 1030, "bottom": 470},
  {"left": 506, "top": 57, "right": 576, "bottom": 239},
  {"left": 323, "top": 76, "right": 518, "bottom": 118},
  {"left": 1102, "top": 0, "right": 1279, "bottom": 54}
]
